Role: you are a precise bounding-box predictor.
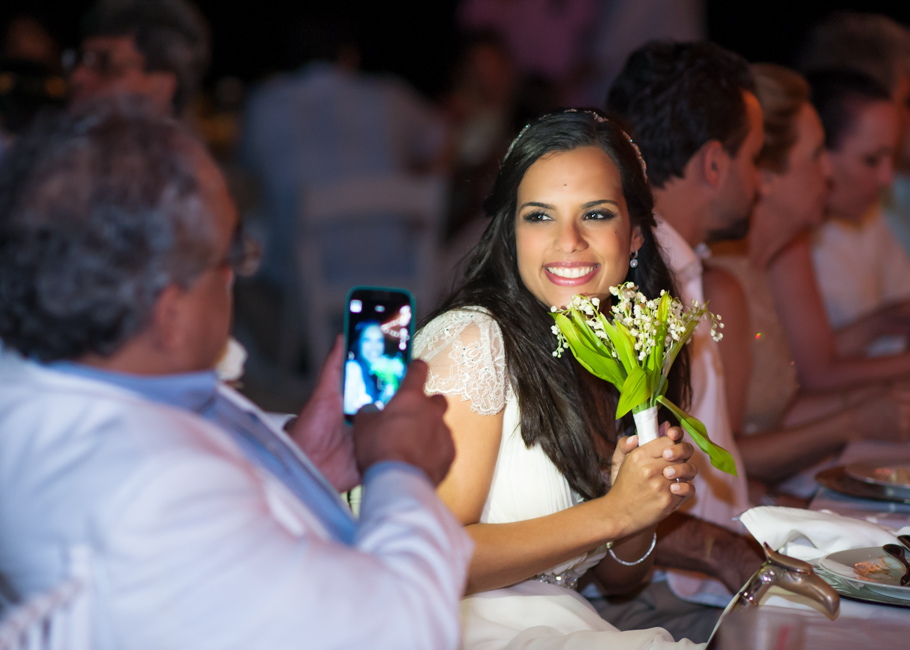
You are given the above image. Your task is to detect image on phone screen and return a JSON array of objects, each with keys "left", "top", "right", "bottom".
[{"left": 343, "top": 288, "right": 413, "bottom": 421}]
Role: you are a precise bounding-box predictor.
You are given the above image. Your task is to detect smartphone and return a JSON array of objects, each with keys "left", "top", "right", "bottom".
[{"left": 343, "top": 286, "right": 415, "bottom": 423}]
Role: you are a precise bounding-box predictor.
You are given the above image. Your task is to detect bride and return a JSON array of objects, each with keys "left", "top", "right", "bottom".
[{"left": 415, "top": 109, "right": 704, "bottom": 648}]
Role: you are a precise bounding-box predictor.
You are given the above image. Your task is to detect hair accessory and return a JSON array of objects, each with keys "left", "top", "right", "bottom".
[
  {"left": 503, "top": 122, "right": 532, "bottom": 161},
  {"left": 503, "top": 109, "right": 648, "bottom": 182},
  {"left": 629, "top": 249, "right": 639, "bottom": 268},
  {"left": 606, "top": 532, "right": 657, "bottom": 566}
]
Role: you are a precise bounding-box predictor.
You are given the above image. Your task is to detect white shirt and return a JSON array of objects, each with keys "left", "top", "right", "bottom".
[
  {"left": 0, "top": 350, "right": 472, "bottom": 649},
  {"left": 654, "top": 219, "right": 751, "bottom": 606},
  {"left": 811, "top": 209, "right": 910, "bottom": 329}
]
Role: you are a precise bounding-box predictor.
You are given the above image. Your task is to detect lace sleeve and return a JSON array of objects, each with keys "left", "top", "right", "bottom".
[{"left": 413, "top": 308, "right": 508, "bottom": 416}]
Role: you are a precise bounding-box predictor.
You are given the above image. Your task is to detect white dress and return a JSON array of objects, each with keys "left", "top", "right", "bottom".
[{"left": 416, "top": 308, "right": 704, "bottom": 649}]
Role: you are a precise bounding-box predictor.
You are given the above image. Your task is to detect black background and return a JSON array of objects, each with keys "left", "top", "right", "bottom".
[{"left": 5, "top": 1, "right": 910, "bottom": 98}]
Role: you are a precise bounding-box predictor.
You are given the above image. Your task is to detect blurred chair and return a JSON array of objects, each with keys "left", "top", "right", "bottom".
[
  {"left": 279, "top": 174, "right": 447, "bottom": 370},
  {"left": 0, "top": 548, "right": 91, "bottom": 650}
]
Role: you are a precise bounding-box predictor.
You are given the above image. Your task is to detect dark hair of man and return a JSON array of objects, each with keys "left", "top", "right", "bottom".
[
  {"left": 422, "top": 110, "right": 690, "bottom": 501},
  {"left": 83, "top": 0, "right": 210, "bottom": 113},
  {"left": 752, "top": 64, "right": 810, "bottom": 174},
  {"left": 606, "top": 41, "right": 756, "bottom": 190},
  {"left": 0, "top": 97, "right": 216, "bottom": 362},
  {"left": 805, "top": 68, "right": 892, "bottom": 151}
]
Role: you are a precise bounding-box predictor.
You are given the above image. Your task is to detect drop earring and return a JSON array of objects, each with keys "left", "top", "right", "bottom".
[{"left": 629, "top": 249, "right": 639, "bottom": 268}]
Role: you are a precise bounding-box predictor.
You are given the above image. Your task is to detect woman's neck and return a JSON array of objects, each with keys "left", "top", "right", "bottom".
[{"left": 748, "top": 203, "right": 788, "bottom": 270}]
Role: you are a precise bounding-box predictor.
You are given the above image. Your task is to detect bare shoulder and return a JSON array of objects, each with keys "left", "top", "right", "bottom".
[{"left": 702, "top": 263, "right": 747, "bottom": 311}]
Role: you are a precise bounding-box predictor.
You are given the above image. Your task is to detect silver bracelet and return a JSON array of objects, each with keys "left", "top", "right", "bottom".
[{"left": 607, "top": 532, "right": 657, "bottom": 566}]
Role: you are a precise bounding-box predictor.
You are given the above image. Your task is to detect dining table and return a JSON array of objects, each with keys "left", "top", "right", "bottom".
[{"left": 711, "top": 441, "right": 910, "bottom": 650}]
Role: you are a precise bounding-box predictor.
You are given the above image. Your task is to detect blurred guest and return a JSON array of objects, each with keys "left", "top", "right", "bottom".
[
  {"left": 600, "top": 40, "right": 764, "bottom": 642},
  {"left": 709, "top": 65, "right": 910, "bottom": 491},
  {"left": 807, "top": 69, "right": 910, "bottom": 333},
  {"left": 797, "top": 13, "right": 910, "bottom": 338},
  {"left": 0, "top": 97, "right": 471, "bottom": 649},
  {"left": 580, "top": 0, "right": 705, "bottom": 107},
  {"left": 240, "top": 17, "right": 447, "bottom": 278},
  {"left": 759, "top": 69, "right": 910, "bottom": 400},
  {"left": 66, "top": 0, "right": 209, "bottom": 117},
  {"left": 798, "top": 12, "right": 910, "bottom": 193},
  {"left": 458, "top": 0, "right": 597, "bottom": 104},
  {"left": 443, "top": 31, "right": 517, "bottom": 241},
  {"left": 0, "top": 13, "right": 65, "bottom": 155},
  {"left": 237, "top": 16, "right": 448, "bottom": 374},
  {"left": 3, "top": 13, "right": 60, "bottom": 69}
]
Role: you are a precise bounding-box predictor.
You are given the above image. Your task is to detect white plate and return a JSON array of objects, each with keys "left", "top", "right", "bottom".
[
  {"left": 817, "top": 547, "right": 910, "bottom": 602},
  {"left": 845, "top": 459, "right": 910, "bottom": 489},
  {"left": 814, "top": 563, "right": 910, "bottom": 607}
]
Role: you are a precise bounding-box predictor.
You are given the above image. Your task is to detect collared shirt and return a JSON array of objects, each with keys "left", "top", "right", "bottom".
[
  {"left": 49, "top": 362, "right": 359, "bottom": 544},
  {"left": 653, "top": 218, "right": 751, "bottom": 606}
]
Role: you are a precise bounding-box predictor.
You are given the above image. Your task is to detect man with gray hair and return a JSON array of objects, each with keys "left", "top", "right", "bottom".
[
  {"left": 67, "top": 0, "right": 209, "bottom": 116},
  {"left": 0, "top": 98, "right": 472, "bottom": 649}
]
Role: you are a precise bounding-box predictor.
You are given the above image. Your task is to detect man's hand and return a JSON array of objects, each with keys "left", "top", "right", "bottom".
[
  {"left": 352, "top": 361, "right": 454, "bottom": 486},
  {"left": 288, "top": 336, "right": 360, "bottom": 492},
  {"left": 656, "top": 512, "right": 764, "bottom": 594}
]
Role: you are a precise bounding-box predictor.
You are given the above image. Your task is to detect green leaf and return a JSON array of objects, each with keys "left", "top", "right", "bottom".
[
  {"left": 568, "top": 309, "right": 611, "bottom": 354},
  {"left": 656, "top": 395, "right": 738, "bottom": 476},
  {"left": 602, "top": 316, "right": 639, "bottom": 373},
  {"left": 553, "top": 313, "right": 625, "bottom": 388},
  {"left": 647, "top": 312, "right": 669, "bottom": 389},
  {"left": 616, "top": 366, "right": 650, "bottom": 418}
]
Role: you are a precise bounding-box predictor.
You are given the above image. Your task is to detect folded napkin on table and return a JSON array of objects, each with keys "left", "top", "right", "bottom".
[{"left": 740, "top": 506, "right": 910, "bottom": 562}]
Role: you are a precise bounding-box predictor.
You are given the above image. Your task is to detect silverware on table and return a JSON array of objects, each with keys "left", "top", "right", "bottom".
[{"left": 883, "top": 543, "right": 910, "bottom": 586}]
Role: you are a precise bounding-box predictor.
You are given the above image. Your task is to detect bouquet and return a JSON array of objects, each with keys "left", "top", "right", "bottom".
[{"left": 550, "top": 282, "right": 736, "bottom": 476}]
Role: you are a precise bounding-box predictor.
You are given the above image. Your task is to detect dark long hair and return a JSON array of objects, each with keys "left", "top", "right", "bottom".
[{"left": 423, "top": 109, "right": 690, "bottom": 501}]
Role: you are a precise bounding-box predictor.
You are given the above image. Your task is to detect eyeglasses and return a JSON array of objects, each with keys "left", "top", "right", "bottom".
[
  {"left": 62, "top": 48, "right": 145, "bottom": 78},
  {"left": 216, "top": 225, "right": 262, "bottom": 277}
]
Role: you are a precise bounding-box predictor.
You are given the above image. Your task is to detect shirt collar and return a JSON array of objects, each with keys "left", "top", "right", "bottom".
[{"left": 48, "top": 362, "right": 219, "bottom": 414}]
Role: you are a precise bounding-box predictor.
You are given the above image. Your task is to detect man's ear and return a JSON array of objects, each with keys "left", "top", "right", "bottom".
[
  {"left": 700, "top": 140, "right": 730, "bottom": 190},
  {"left": 149, "top": 284, "right": 185, "bottom": 354}
]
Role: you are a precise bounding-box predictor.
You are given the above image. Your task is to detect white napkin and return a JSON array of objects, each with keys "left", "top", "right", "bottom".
[{"left": 740, "top": 506, "right": 910, "bottom": 562}]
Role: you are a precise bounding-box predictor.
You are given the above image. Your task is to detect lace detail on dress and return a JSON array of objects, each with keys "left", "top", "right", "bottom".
[{"left": 414, "top": 308, "right": 508, "bottom": 416}]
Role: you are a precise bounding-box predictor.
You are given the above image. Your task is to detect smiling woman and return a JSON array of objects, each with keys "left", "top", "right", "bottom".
[
  {"left": 414, "top": 109, "right": 702, "bottom": 648},
  {"left": 515, "top": 146, "right": 643, "bottom": 310}
]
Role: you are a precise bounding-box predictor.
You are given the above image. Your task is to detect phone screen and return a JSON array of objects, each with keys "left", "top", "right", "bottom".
[{"left": 343, "top": 287, "right": 414, "bottom": 422}]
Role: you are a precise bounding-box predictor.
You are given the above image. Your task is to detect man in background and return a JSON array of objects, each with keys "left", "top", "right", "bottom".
[
  {"left": 593, "top": 40, "right": 765, "bottom": 642},
  {"left": 67, "top": 0, "right": 209, "bottom": 117}
]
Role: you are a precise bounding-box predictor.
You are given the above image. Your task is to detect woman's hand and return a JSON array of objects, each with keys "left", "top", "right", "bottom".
[{"left": 605, "top": 425, "right": 698, "bottom": 536}]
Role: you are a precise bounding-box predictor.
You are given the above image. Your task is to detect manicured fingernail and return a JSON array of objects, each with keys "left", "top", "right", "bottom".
[
  {"left": 665, "top": 468, "right": 676, "bottom": 478},
  {"left": 671, "top": 483, "right": 682, "bottom": 493}
]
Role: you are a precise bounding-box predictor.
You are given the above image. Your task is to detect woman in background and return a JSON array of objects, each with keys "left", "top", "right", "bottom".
[
  {"left": 762, "top": 68, "right": 910, "bottom": 393},
  {"left": 707, "top": 64, "right": 910, "bottom": 491}
]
